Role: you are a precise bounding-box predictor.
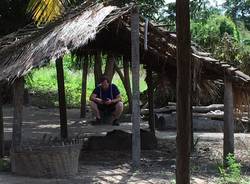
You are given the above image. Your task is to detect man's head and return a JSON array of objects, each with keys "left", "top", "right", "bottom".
[{"left": 99, "top": 75, "right": 110, "bottom": 90}]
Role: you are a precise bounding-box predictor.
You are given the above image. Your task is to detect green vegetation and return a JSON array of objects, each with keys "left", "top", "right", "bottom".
[
  {"left": 0, "top": 158, "right": 10, "bottom": 172},
  {"left": 25, "top": 56, "right": 147, "bottom": 108},
  {"left": 218, "top": 153, "right": 249, "bottom": 184}
]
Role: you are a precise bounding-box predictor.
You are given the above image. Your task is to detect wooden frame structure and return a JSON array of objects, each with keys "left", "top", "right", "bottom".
[{"left": 0, "top": 2, "right": 249, "bottom": 169}]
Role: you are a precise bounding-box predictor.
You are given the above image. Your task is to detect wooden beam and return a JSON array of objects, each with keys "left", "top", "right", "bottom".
[
  {"left": 146, "top": 67, "right": 155, "bottom": 134},
  {"left": 80, "top": 56, "right": 89, "bottom": 118},
  {"left": 131, "top": 5, "right": 141, "bottom": 168},
  {"left": 12, "top": 77, "right": 24, "bottom": 150},
  {"left": 0, "top": 83, "right": 4, "bottom": 157},
  {"left": 56, "top": 58, "right": 68, "bottom": 139},
  {"left": 176, "top": 0, "right": 191, "bottom": 183},
  {"left": 223, "top": 75, "right": 234, "bottom": 162}
]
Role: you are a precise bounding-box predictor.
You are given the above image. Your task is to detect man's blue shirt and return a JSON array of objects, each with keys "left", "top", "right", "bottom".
[{"left": 93, "top": 84, "right": 120, "bottom": 101}]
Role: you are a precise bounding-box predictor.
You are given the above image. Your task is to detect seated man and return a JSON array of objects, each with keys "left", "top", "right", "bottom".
[{"left": 90, "top": 75, "right": 123, "bottom": 125}]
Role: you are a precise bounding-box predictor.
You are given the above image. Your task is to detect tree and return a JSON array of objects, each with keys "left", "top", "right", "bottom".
[
  {"left": 27, "top": 0, "right": 79, "bottom": 25},
  {"left": 191, "top": 15, "right": 239, "bottom": 53},
  {"left": 223, "top": 0, "right": 250, "bottom": 30},
  {"left": 26, "top": 0, "right": 166, "bottom": 25}
]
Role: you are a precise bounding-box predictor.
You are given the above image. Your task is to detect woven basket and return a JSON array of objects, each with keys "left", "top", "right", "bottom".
[{"left": 11, "top": 142, "right": 82, "bottom": 178}]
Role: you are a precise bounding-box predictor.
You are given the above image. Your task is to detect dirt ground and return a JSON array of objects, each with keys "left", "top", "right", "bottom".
[{"left": 1, "top": 105, "right": 250, "bottom": 184}]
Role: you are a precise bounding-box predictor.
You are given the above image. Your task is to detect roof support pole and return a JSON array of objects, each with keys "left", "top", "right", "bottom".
[
  {"left": 0, "top": 82, "right": 4, "bottom": 157},
  {"left": 131, "top": 5, "right": 141, "bottom": 168},
  {"left": 223, "top": 75, "right": 234, "bottom": 163},
  {"left": 80, "top": 56, "right": 89, "bottom": 118},
  {"left": 146, "top": 67, "right": 155, "bottom": 134},
  {"left": 12, "top": 77, "right": 24, "bottom": 150},
  {"left": 94, "top": 52, "right": 102, "bottom": 86},
  {"left": 123, "top": 57, "right": 132, "bottom": 113},
  {"left": 56, "top": 57, "right": 68, "bottom": 139},
  {"left": 176, "top": 0, "right": 191, "bottom": 183}
]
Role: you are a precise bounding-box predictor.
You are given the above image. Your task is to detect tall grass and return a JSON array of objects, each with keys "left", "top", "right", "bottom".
[{"left": 26, "top": 62, "right": 147, "bottom": 108}]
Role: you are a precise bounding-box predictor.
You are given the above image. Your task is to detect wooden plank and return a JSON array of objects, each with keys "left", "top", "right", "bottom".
[
  {"left": 80, "top": 56, "right": 89, "bottom": 118},
  {"left": 221, "top": 64, "right": 231, "bottom": 68},
  {"left": 12, "top": 77, "right": 24, "bottom": 150},
  {"left": 56, "top": 58, "right": 68, "bottom": 139},
  {"left": 176, "top": 0, "right": 191, "bottom": 183},
  {"left": 234, "top": 70, "right": 250, "bottom": 81},
  {"left": 131, "top": 5, "right": 141, "bottom": 168},
  {"left": 223, "top": 75, "right": 234, "bottom": 163},
  {"left": 0, "top": 83, "right": 4, "bottom": 157}
]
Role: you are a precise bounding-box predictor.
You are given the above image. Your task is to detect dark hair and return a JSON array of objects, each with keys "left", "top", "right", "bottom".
[{"left": 100, "top": 75, "right": 109, "bottom": 83}]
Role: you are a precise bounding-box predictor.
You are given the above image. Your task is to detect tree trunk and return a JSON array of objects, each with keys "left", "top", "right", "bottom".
[
  {"left": 94, "top": 52, "right": 102, "bottom": 86},
  {"left": 104, "top": 54, "right": 115, "bottom": 82},
  {"left": 146, "top": 67, "right": 155, "bottom": 134},
  {"left": 12, "top": 77, "right": 24, "bottom": 150},
  {"left": 56, "top": 58, "right": 68, "bottom": 139},
  {"left": 223, "top": 75, "right": 234, "bottom": 163},
  {"left": 124, "top": 58, "right": 132, "bottom": 113},
  {"left": 0, "top": 83, "right": 4, "bottom": 157},
  {"left": 131, "top": 5, "right": 141, "bottom": 168},
  {"left": 80, "top": 56, "right": 89, "bottom": 118},
  {"left": 176, "top": 0, "right": 191, "bottom": 183}
]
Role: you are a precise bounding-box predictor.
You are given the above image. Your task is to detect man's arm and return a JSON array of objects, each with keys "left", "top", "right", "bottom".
[
  {"left": 90, "top": 93, "right": 103, "bottom": 104},
  {"left": 112, "top": 94, "right": 121, "bottom": 103}
]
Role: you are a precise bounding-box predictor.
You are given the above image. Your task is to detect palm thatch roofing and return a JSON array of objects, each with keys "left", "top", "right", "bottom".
[{"left": 0, "top": 2, "right": 250, "bottom": 87}]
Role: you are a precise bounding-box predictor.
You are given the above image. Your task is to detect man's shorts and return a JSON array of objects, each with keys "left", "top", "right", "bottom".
[{"left": 97, "top": 103, "right": 117, "bottom": 113}]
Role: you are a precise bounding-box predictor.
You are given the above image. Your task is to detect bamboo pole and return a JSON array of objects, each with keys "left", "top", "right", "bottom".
[{"left": 131, "top": 5, "right": 141, "bottom": 168}]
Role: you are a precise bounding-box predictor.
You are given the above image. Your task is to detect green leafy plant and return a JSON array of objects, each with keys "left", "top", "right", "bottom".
[
  {"left": 0, "top": 158, "right": 11, "bottom": 172},
  {"left": 218, "top": 153, "right": 242, "bottom": 184}
]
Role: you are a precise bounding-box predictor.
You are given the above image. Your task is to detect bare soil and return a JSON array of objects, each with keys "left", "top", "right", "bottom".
[{"left": 1, "top": 105, "right": 250, "bottom": 184}]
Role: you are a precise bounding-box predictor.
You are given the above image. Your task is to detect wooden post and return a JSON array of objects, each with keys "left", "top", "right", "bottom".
[
  {"left": 104, "top": 53, "right": 115, "bottom": 82},
  {"left": 0, "top": 83, "right": 4, "bottom": 157},
  {"left": 190, "top": 100, "right": 194, "bottom": 152},
  {"left": 131, "top": 5, "right": 141, "bottom": 168},
  {"left": 12, "top": 77, "right": 24, "bottom": 150},
  {"left": 124, "top": 57, "right": 132, "bottom": 113},
  {"left": 94, "top": 52, "right": 102, "bottom": 86},
  {"left": 146, "top": 67, "right": 155, "bottom": 134},
  {"left": 176, "top": 0, "right": 191, "bottom": 183},
  {"left": 223, "top": 75, "right": 234, "bottom": 162},
  {"left": 56, "top": 58, "right": 68, "bottom": 139},
  {"left": 114, "top": 62, "right": 132, "bottom": 113},
  {"left": 80, "top": 56, "right": 89, "bottom": 118}
]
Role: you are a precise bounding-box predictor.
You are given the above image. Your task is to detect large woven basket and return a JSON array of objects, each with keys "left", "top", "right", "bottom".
[{"left": 11, "top": 141, "right": 82, "bottom": 178}]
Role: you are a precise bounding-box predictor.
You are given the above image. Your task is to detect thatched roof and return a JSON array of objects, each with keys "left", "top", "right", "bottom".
[
  {"left": 0, "top": 2, "right": 130, "bottom": 81},
  {"left": 0, "top": 2, "right": 250, "bottom": 86}
]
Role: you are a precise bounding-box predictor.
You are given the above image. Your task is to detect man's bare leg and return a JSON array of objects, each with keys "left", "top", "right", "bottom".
[
  {"left": 90, "top": 101, "right": 101, "bottom": 119},
  {"left": 111, "top": 102, "right": 124, "bottom": 123}
]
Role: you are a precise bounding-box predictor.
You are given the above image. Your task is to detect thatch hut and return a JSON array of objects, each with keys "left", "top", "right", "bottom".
[{"left": 0, "top": 2, "right": 250, "bottom": 166}]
